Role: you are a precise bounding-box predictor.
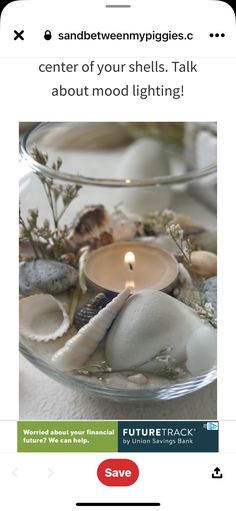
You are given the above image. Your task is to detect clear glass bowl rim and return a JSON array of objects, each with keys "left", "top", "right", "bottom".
[{"left": 20, "top": 122, "right": 217, "bottom": 188}]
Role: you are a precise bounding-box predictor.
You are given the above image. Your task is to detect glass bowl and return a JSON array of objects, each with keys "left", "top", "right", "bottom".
[{"left": 19, "top": 122, "right": 217, "bottom": 401}]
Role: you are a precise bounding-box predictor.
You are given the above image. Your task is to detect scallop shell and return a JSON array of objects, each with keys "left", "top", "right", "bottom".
[
  {"left": 19, "top": 294, "right": 70, "bottom": 342},
  {"left": 51, "top": 287, "right": 132, "bottom": 370},
  {"left": 74, "top": 293, "right": 114, "bottom": 330}
]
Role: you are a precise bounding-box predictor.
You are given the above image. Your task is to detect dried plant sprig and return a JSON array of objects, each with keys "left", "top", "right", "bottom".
[
  {"left": 19, "top": 206, "right": 41, "bottom": 259},
  {"left": 72, "top": 360, "right": 112, "bottom": 378},
  {"left": 190, "top": 301, "right": 217, "bottom": 329},
  {"left": 31, "top": 146, "right": 48, "bottom": 166},
  {"left": 143, "top": 209, "right": 177, "bottom": 236},
  {"left": 166, "top": 223, "right": 193, "bottom": 266},
  {"left": 72, "top": 346, "right": 184, "bottom": 381},
  {"left": 20, "top": 146, "right": 82, "bottom": 262},
  {"left": 31, "top": 145, "right": 81, "bottom": 232},
  {"left": 160, "top": 209, "right": 176, "bottom": 226}
]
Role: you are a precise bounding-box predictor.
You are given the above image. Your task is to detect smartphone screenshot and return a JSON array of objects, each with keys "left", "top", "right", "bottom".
[{"left": 0, "top": 1, "right": 236, "bottom": 509}]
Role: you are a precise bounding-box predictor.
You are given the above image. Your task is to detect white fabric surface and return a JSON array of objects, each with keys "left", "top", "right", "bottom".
[{"left": 20, "top": 355, "right": 216, "bottom": 420}]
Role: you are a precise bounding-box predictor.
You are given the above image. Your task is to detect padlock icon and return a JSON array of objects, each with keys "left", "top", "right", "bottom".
[{"left": 44, "top": 30, "right": 52, "bottom": 41}]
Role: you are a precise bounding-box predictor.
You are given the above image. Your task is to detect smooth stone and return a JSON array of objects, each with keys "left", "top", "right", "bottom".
[
  {"left": 19, "top": 260, "right": 78, "bottom": 296},
  {"left": 105, "top": 290, "right": 203, "bottom": 371},
  {"left": 202, "top": 277, "right": 217, "bottom": 312},
  {"left": 115, "top": 138, "right": 171, "bottom": 215},
  {"left": 127, "top": 374, "right": 148, "bottom": 385},
  {"left": 186, "top": 325, "right": 217, "bottom": 376},
  {"left": 190, "top": 251, "right": 217, "bottom": 278}
]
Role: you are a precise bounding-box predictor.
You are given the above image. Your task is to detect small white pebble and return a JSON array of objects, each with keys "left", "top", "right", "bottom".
[{"left": 128, "top": 373, "right": 148, "bottom": 385}]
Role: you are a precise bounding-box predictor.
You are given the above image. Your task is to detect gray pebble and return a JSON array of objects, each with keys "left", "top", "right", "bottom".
[
  {"left": 19, "top": 260, "right": 78, "bottom": 296},
  {"left": 202, "top": 276, "right": 217, "bottom": 312}
]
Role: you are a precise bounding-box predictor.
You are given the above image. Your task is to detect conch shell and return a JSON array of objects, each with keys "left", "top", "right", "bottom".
[
  {"left": 51, "top": 287, "right": 131, "bottom": 370},
  {"left": 19, "top": 294, "right": 70, "bottom": 342}
]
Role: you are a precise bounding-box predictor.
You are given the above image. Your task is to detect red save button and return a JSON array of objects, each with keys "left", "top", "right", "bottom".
[{"left": 97, "top": 459, "right": 139, "bottom": 486}]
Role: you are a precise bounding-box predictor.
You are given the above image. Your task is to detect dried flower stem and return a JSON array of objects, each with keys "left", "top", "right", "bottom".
[
  {"left": 72, "top": 346, "right": 182, "bottom": 380},
  {"left": 166, "top": 223, "right": 192, "bottom": 266},
  {"left": 19, "top": 146, "right": 81, "bottom": 262},
  {"left": 32, "top": 145, "right": 81, "bottom": 232},
  {"left": 19, "top": 209, "right": 41, "bottom": 259}
]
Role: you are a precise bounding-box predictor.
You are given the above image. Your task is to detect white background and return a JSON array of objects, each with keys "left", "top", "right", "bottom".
[{"left": 0, "top": 1, "right": 236, "bottom": 509}]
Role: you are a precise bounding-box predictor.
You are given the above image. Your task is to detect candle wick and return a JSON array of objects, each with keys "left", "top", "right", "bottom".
[{"left": 129, "top": 263, "right": 133, "bottom": 271}]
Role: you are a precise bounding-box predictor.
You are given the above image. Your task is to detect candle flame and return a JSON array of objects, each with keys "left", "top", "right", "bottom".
[
  {"left": 124, "top": 251, "right": 135, "bottom": 271},
  {"left": 125, "top": 280, "right": 135, "bottom": 289}
]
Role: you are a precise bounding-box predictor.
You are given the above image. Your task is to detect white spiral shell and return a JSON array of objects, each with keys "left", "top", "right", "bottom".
[{"left": 51, "top": 287, "right": 132, "bottom": 370}]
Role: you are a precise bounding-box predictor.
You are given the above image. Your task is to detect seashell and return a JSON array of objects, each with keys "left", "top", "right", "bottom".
[
  {"left": 127, "top": 374, "right": 148, "bottom": 385},
  {"left": 190, "top": 251, "right": 217, "bottom": 278},
  {"left": 51, "top": 287, "right": 132, "bottom": 370},
  {"left": 186, "top": 325, "right": 217, "bottom": 376},
  {"left": 115, "top": 138, "right": 171, "bottom": 215},
  {"left": 68, "top": 205, "right": 110, "bottom": 245},
  {"left": 74, "top": 293, "right": 114, "bottom": 330},
  {"left": 105, "top": 290, "right": 210, "bottom": 372},
  {"left": 19, "top": 294, "right": 70, "bottom": 342},
  {"left": 19, "top": 259, "right": 78, "bottom": 296},
  {"left": 110, "top": 209, "right": 143, "bottom": 241},
  {"left": 88, "top": 231, "right": 114, "bottom": 250}
]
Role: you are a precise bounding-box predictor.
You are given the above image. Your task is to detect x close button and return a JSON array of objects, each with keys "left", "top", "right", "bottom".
[
  {"left": 14, "top": 30, "right": 24, "bottom": 41},
  {"left": 97, "top": 459, "right": 139, "bottom": 486}
]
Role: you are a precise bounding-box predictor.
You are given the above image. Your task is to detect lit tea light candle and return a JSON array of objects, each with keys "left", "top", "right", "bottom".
[
  {"left": 124, "top": 251, "right": 135, "bottom": 271},
  {"left": 84, "top": 241, "right": 178, "bottom": 294}
]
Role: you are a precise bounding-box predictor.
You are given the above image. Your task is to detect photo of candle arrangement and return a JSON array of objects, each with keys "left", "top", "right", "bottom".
[{"left": 19, "top": 122, "right": 217, "bottom": 401}]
